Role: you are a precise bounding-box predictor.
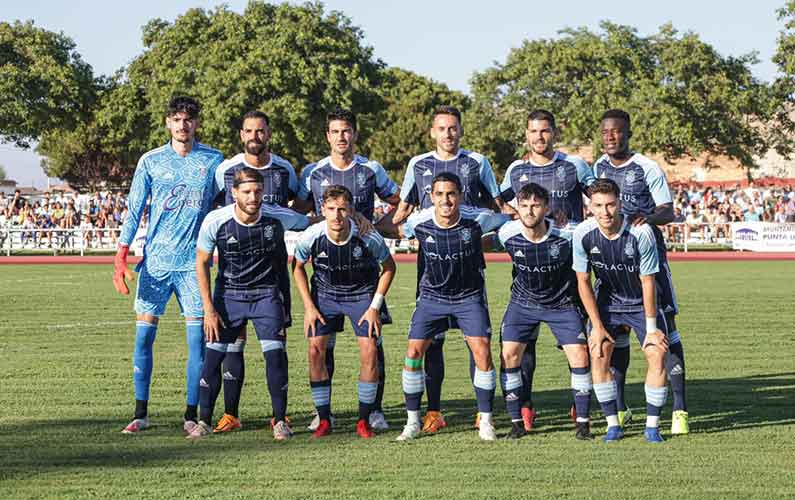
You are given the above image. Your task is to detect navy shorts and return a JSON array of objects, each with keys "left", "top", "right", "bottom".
[
  {"left": 501, "top": 301, "right": 586, "bottom": 346},
  {"left": 312, "top": 295, "right": 392, "bottom": 338},
  {"left": 595, "top": 307, "right": 669, "bottom": 347},
  {"left": 408, "top": 297, "right": 492, "bottom": 340},
  {"left": 214, "top": 293, "right": 285, "bottom": 343}
]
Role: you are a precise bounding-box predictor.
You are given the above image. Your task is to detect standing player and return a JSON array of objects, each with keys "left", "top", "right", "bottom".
[
  {"left": 593, "top": 109, "right": 688, "bottom": 434},
  {"left": 500, "top": 109, "right": 595, "bottom": 228},
  {"left": 390, "top": 106, "right": 508, "bottom": 434},
  {"left": 498, "top": 183, "right": 593, "bottom": 440},
  {"left": 572, "top": 178, "right": 669, "bottom": 443},
  {"left": 211, "top": 110, "right": 300, "bottom": 433},
  {"left": 498, "top": 109, "right": 596, "bottom": 425},
  {"left": 113, "top": 97, "right": 225, "bottom": 434},
  {"left": 189, "top": 168, "right": 310, "bottom": 440},
  {"left": 292, "top": 185, "right": 396, "bottom": 439},
  {"left": 295, "top": 108, "right": 400, "bottom": 432},
  {"left": 393, "top": 172, "right": 510, "bottom": 442}
]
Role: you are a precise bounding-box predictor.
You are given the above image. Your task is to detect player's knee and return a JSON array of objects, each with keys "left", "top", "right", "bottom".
[
  {"left": 308, "top": 343, "right": 326, "bottom": 366},
  {"left": 501, "top": 348, "right": 521, "bottom": 368}
]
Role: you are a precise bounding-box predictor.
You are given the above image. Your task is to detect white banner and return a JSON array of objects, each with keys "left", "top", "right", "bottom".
[{"left": 731, "top": 222, "right": 795, "bottom": 252}]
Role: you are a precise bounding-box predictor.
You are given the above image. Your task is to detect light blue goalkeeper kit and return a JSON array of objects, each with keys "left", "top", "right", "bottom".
[{"left": 119, "top": 140, "right": 224, "bottom": 410}]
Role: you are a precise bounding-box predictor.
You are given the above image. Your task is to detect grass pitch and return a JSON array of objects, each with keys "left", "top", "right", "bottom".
[{"left": 0, "top": 261, "right": 793, "bottom": 499}]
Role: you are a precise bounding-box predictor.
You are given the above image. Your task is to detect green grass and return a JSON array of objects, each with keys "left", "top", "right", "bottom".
[{"left": 0, "top": 262, "right": 793, "bottom": 499}]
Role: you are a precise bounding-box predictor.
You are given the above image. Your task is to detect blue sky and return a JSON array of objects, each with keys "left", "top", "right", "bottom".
[{"left": 2, "top": 0, "right": 788, "bottom": 187}]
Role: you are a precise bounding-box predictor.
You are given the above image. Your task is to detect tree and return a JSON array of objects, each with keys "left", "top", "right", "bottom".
[
  {"left": 770, "top": 1, "right": 795, "bottom": 157},
  {"left": 364, "top": 67, "right": 469, "bottom": 182},
  {"left": 0, "top": 20, "right": 97, "bottom": 148},
  {"left": 468, "top": 22, "right": 784, "bottom": 174},
  {"left": 117, "top": 1, "right": 385, "bottom": 169}
]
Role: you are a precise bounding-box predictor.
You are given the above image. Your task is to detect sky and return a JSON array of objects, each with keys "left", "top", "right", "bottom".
[{"left": 1, "top": 0, "right": 788, "bottom": 188}]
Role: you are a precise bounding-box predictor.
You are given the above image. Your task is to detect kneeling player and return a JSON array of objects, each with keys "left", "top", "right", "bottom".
[
  {"left": 498, "top": 183, "right": 593, "bottom": 440},
  {"left": 293, "top": 185, "right": 396, "bottom": 439},
  {"left": 393, "top": 172, "right": 510, "bottom": 441},
  {"left": 189, "top": 168, "right": 310, "bottom": 440},
  {"left": 572, "top": 178, "right": 669, "bottom": 443}
]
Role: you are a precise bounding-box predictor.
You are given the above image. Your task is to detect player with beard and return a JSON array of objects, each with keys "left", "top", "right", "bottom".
[{"left": 497, "top": 183, "right": 593, "bottom": 440}]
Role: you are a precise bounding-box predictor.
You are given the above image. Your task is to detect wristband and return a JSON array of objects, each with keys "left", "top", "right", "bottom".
[
  {"left": 370, "top": 293, "right": 384, "bottom": 310},
  {"left": 646, "top": 317, "right": 658, "bottom": 333}
]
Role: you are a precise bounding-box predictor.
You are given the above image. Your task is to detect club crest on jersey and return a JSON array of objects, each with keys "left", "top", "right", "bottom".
[
  {"left": 273, "top": 174, "right": 282, "bottom": 187},
  {"left": 625, "top": 170, "right": 636, "bottom": 185},
  {"left": 199, "top": 166, "right": 207, "bottom": 177},
  {"left": 624, "top": 240, "right": 635, "bottom": 257},
  {"left": 556, "top": 165, "right": 566, "bottom": 181},
  {"left": 549, "top": 241, "right": 560, "bottom": 259},
  {"left": 352, "top": 245, "right": 363, "bottom": 259},
  {"left": 356, "top": 171, "right": 367, "bottom": 188},
  {"left": 461, "top": 228, "right": 471, "bottom": 242},
  {"left": 459, "top": 164, "right": 470, "bottom": 178},
  {"left": 263, "top": 225, "right": 274, "bottom": 239}
]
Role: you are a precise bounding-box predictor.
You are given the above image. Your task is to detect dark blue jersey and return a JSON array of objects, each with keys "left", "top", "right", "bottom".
[
  {"left": 593, "top": 153, "right": 672, "bottom": 220},
  {"left": 293, "top": 220, "right": 391, "bottom": 303},
  {"left": 399, "top": 149, "right": 500, "bottom": 209},
  {"left": 572, "top": 218, "right": 659, "bottom": 313},
  {"left": 498, "top": 219, "right": 578, "bottom": 310},
  {"left": 404, "top": 206, "right": 509, "bottom": 304},
  {"left": 500, "top": 151, "right": 595, "bottom": 224},
  {"left": 215, "top": 153, "right": 299, "bottom": 208},
  {"left": 297, "top": 155, "right": 398, "bottom": 220},
  {"left": 197, "top": 204, "right": 310, "bottom": 300}
]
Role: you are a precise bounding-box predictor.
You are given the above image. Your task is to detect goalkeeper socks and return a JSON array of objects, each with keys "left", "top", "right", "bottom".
[
  {"left": 424, "top": 338, "right": 444, "bottom": 411},
  {"left": 133, "top": 321, "right": 157, "bottom": 402},
  {"left": 520, "top": 340, "right": 537, "bottom": 409},
  {"left": 134, "top": 400, "right": 148, "bottom": 420},
  {"left": 185, "top": 320, "right": 205, "bottom": 407}
]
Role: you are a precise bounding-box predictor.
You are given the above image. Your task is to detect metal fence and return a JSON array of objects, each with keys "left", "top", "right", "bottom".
[
  {"left": 1, "top": 223, "right": 740, "bottom": 257},
  {"left": 0, "top": 228, "right": 124, "bottom": 256}
]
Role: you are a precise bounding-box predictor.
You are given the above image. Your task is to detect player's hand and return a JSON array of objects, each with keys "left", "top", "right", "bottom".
[
  {"left": 351, "top": 212, "right": 375, "bottom": 236},
  {"left": 629, "top": 213, "right": 648, "bottom": 226},
  {"left": 358, "top": 307, "right": 382, "bottom": 338},
  {"left": 112, "top": 245, "right": 135, "bottom": 295},
  {"left": 642, "top": 330, "right": 669, "bottom": 353},
  {"left": 304, "top": 305, "right": 326, "bottom": 338},
  {"left": 553, "top": 209, "right": 569, "bottom": 228},
  {"left": 588, "top": 325, "right": 614, "bottom": 358},
  {"left": 203, "top": 308, "right": 225, "bottom": 343}
]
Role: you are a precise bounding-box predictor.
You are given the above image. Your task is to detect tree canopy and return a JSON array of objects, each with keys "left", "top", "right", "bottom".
[{"left": 468, "top": 22, "right": 786, "bottom": 173}]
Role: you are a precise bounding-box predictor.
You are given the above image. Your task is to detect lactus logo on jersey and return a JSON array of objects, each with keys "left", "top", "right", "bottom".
[{"left": 163, "top": 184, "right": 206, "bottom": 211}]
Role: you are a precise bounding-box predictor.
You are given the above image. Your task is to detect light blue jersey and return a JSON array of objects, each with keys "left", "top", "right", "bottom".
[{"left": 119, "top": 141, "right": 225, "bottom": 272}]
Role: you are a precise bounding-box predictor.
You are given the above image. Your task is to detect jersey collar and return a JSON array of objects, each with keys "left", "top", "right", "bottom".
[
  {"left": 232, "top": 209, "right": 261, "bottom": 227},
  {"left": 521, "top": 218, "right": 554, "bottom": 243},
  {"left": 431, "top": 149, "right": 463, "bottom": 162},
  {"left": 605, "top": 153, "right": 638, "bottom": 169},
  {"left": 596, "top": 217, "right": 628, "bottom": 241},
  {"left": 527, "top": 151, "right": 562, "bottom": 167},
  {"left": 324, "top": 219, "right": 357, "bottom": 246},
  {"left": 432, "top": 211, "right": 462, "bottom": 230}
]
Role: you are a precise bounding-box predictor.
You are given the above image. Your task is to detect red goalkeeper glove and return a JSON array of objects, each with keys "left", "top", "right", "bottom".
[{"left": 113, "top": 245, "right": 135, "bottom": 295}]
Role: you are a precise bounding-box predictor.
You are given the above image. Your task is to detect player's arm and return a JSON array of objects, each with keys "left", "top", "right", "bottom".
[
  {"left": 634, "top": 163, "right": 674, "bottom": 226},
  {"left": 196, "top": 214, "right": 224, "bottom": 342},
  {"left": 291, "top": 164, "right": 316, "bottom": 214},
  {"left": 292, "top": 258, "right": 325, "bottom": 338},
  {"left": 391, "top": 200, "right": 415, "bottom": 225},
  {"left": 114, "top": 157, "right": 151, "bottom": 294},
  {"left": 576, "top": 271, "right": 613, "bottom": 358},
  {"left": 196, "top": 248, "right": 223, "bottom": 342},
  {"left": 358, "top": 254, "right": 396, "bottom": 338},
  {"left": 636, "top": 224, "right": 668, "bottom": 352},
  {"left": 634, "top": 202, "right": 674, "bottom": 227}
]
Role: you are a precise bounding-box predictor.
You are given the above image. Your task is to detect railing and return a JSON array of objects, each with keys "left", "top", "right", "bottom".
[
  {"left": 0, "top": 228, "right": 124, "bottom": 256},
  {"left": 0, "top": 222, "right": 758, "bottom": 257}
]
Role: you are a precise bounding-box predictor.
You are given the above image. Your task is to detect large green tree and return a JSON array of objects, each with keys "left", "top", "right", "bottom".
[
  {"left": 365, "top": 67, "right": 468, "bottom": 182},
  {"left": 770, "top": 1, "right": 795, "bottom": 156},
  {"left": 0, "top": 21, "right": 96, "bottom": 148},
  {"left": 468, "top": 22, "right": 784, "bottom": 174}
]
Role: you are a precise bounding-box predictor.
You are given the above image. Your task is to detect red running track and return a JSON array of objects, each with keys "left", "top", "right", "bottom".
[{"left": 1, "top": 251, "right": 794, "bottom": 265}]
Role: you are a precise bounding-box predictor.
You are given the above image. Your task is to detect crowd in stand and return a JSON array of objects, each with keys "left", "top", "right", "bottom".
[
  {"left": 2, "top": 179, "right": 794, "bottom": 249},
  {"left": 0, "top": 189, "right": 135, "bottom": 248},
  {"left": 666, "top": 181, "right": 795, "bottom": 242}
]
